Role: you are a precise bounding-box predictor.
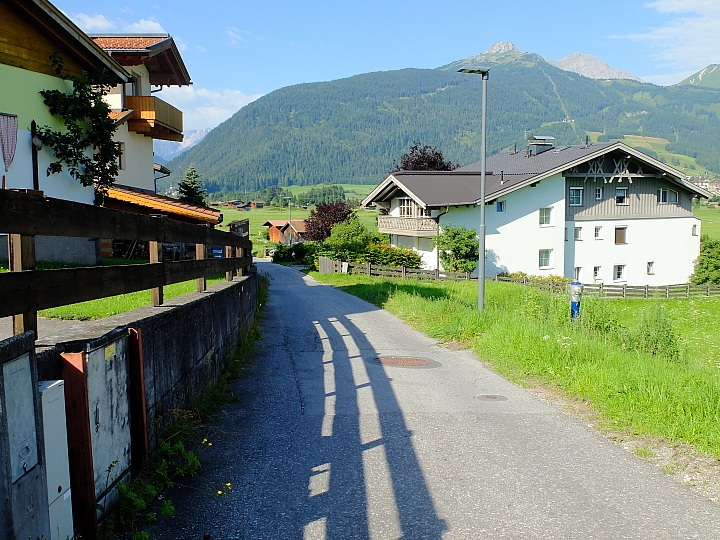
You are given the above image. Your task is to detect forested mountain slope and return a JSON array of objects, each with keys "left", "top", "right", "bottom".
[{"left": 165, "top": 53, "right": 720, "bottom": 195}]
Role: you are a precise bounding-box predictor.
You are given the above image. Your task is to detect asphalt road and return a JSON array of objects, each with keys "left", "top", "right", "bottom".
[{"left": 146, "top": 261, "right": 720, "bottom": 539}]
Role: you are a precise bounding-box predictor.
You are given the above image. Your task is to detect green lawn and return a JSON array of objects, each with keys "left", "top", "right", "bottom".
[
  {"left": 312, "top": 272, "right": 720, "bottom": 458},
  {"left": 693, "top": 204, "right": 720, "bottom": 240}
]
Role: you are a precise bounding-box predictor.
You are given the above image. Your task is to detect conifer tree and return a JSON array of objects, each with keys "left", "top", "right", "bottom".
[{"left": 178, "top": 165, "right": 206, "bottom": 206}]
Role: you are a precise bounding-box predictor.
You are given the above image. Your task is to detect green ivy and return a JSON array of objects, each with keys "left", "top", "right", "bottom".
[{"left": 37, "top": 53, "right": 122, "bottom": 197}]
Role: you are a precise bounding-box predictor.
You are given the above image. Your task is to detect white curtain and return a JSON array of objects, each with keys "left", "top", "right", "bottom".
[{"left": 0, "top": 113, "right": 18, "bottom": 173}]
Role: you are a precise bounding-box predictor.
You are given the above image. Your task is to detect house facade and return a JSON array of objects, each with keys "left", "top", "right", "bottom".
[
  {"left": 90, "top": 34, "right": 191, "bottom": 194},
  {"left": 363, "top": 140, "right": 710, "bottom": 286}
]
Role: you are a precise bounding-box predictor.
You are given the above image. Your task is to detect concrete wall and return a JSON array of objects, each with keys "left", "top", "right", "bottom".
[
  {"left": 0, "top": 235, "right": 101, "bottom": 265},
  {"left": 35, "top": 272, "right": 258, "bottom": 449}
]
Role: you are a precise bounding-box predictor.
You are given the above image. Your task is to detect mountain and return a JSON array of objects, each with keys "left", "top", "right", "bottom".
[
  {"left": 440, "top": 42, "right": 643, "bottom": 82},
  {"left": 549, "top": 53, "right": 643, "bottom": 82},
  {"left": 677, "top": 65, "right": 720, "bottom": 89},
  {"left": 154, "top": 128, "right": 212, "bottom": 161},
  {"left": 163, "top": 44, "right": 720, "bottom": 195}
]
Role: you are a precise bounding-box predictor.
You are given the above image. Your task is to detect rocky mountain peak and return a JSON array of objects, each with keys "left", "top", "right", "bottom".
[
  {"left": 550, "top": 53, "right": 643, "bottom": 82},
  {"left": 485, "top": 41, "right": 519, "bottom": 54}
]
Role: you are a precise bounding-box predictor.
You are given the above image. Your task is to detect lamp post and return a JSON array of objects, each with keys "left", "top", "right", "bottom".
[{"left": 458, "top": 66, "right": 489, "bottom": 311}]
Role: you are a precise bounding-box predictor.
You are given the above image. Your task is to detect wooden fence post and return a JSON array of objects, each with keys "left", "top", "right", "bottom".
[
  {"left": 708, "top": 284, "right": 711, "bottom": 297},
  {"left": 149, "top": 240, "right": 163, "bottom": 306},
  {"left": 402, "top": 266, "right": 406, "bottom": 278},
  {"left": 666, "top": 285, "right": 670, "bottom": 299},
  {"left": 225, "top": 246, "right": 233, "bottom": 281},
  {"left": 622, "top": 284, "right": 627, "bottom": 298},
  {"left": 9, "top": 234, "right": 37, "bottom": 338},
  {"left": 196, "top": 243, "right": 207, "bottom": 292},
  {"left": 645, "top": 284, "right": 649, "bottom": 299},
  {"left": 686, "top": 283, "right": 690, "bottom": 298},
  {"left": 366, "top": 262, "right": 371, "bottom": 275}
]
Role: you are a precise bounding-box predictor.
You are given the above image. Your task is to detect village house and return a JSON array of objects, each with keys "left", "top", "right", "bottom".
[{"left": 362, "top": 138, "right": 711, "bottom": 286}]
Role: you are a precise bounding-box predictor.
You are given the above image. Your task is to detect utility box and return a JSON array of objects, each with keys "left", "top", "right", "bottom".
[{"left": 39, "top": 380, "right": 73, "bottom": 540}]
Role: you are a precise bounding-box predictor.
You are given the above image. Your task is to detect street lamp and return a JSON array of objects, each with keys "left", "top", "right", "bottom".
[
  {"left": 283, "top": 196, "right": 292, "bottom": 223},
  {"left": 458, "top": 66, "right": 490, "bottom": 311}
]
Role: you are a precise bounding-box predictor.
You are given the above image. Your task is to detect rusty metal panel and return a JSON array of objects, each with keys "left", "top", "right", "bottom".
[{"left": 85, "top": 335, "right": 131, "bottom": 505}]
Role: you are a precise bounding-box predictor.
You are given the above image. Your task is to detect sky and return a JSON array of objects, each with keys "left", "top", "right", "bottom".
[{"left": 55, "top": 0, "right": 720, "bottom": 131}]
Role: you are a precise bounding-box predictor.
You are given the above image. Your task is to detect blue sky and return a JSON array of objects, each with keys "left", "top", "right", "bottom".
[{"left": 56, "top": 0, "right": 720, "bottom": 130}]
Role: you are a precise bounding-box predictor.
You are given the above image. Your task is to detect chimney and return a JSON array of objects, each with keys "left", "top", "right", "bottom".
[{"left": 526, "top": 135, "right": 555, "bottom": 156}]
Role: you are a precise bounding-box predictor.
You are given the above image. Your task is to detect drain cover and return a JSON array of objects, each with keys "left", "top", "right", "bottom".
[
  {"left": 475, "top": 395, "right": 508, "bottom": 401},
  {"left": 374, "top": 356, "right": 431, "bottom": 367}
]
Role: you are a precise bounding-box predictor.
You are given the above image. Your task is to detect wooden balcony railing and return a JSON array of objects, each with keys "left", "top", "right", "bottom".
[
  {"left": 377, "top": 215, "right": 438, "bottom": 236},
  {"left": 125, "top": 95, "right": 183, "bottom": 142}
]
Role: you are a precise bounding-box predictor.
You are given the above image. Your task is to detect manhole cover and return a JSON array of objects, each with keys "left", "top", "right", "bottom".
[
  {"left": 475, "top": 395, "right": 508, "bottom": 401},
  {"left": 374, "top": 356, "right": 431, "bottom": 367}
]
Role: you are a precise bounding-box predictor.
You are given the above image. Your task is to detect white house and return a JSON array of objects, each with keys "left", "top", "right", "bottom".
[{"left": 362, "top": 139, "right": 711, "bottom": 286}]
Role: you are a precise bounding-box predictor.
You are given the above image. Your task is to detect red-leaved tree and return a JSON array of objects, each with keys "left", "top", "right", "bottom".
[{"left": 304, "top": 201, "right": 355, "bottom": 241}]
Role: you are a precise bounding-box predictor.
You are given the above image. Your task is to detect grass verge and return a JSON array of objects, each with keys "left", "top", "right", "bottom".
[{"left": 312, "top": 272, "right": 720, "bottom": 458}]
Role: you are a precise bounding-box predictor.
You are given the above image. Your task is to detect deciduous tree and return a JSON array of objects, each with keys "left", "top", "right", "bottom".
[
  {"left": 389, "top": 141, "right": 457, "bottom": 173},
  {"left": 304, "top": 201, "right": 355, "bottom": 241},
  {"left": 434, "top": 224, "right": 479, "bottom": 273}
]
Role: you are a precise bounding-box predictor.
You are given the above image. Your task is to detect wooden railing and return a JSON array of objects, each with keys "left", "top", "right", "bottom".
[
  {"left": 1, "top": 189, "right": 252, "bottom": 338},
  {"left": 125, "top": 95, "right": 183, "bottom": 141},
  {"left": 377, "top": 216, "right": 438, "bottom": 236}
]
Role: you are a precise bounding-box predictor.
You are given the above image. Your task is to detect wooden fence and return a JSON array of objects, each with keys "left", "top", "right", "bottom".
[
  {"left": 1, "top": 189, "right": 253, "bottom": 338},
  {"left": 319, "top": 257, "right": 720, "bottom": 299}
]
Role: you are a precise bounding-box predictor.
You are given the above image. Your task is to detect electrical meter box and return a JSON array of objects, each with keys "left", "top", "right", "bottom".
[{"left": 39, "top": 380, "right": 74, "bottom": 540}]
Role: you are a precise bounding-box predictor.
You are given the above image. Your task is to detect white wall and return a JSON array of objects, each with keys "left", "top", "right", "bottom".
[
  {"left": 113, "top": 123, "right": 155, "bottom": 191},
  {"left": 440, "top": 174, "right": 566, "bottom": 276},
  {"left": 568, "top": 216, "right": 701, "bottom": 285},
  {"left": 392, "top": 235, "right": 437, "bottom": 269}
]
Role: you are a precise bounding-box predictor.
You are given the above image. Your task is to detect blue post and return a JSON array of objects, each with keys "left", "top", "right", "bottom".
[{"left": 569, "top": 281, "right": 583, "bottom": 320}]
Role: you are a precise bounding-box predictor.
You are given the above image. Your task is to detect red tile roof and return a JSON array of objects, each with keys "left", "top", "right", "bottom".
[{"left": 92, "top": 35, "right": 168, "bottom": 50}]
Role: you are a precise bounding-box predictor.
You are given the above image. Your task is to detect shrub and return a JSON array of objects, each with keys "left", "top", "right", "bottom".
[
  {"left": 434, "top": 224, "right": 479, "bottom": 273},
  {"left": 691, "top": 235, "right": 720, "bottom": 284},
  {"left": 324, "top": 218, "right": 373, "bottom": 252},
  {"left": 271, "top": 242, "right": 321, "bottom": 264}
]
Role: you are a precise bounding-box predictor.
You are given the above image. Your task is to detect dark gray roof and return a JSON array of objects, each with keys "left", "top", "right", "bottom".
[
  {"left": 375, "top": 171, "right": 534, "bottom": 207},
  {"left": 457, "top": 143, "right": 614, "bottom": 175},
  {"left": 362, "top": 141, "right": 711, "bottom": 208}
]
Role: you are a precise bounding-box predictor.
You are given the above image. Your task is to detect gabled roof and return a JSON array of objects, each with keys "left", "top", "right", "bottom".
[
  {"left": 363, "top": 141, "right": 712, "bottom": 208},
  {"left": 89, "top": 33, "right": 191, "bottom": 86},
  {"left": 263, "top": 220, "right": 288, "bottom": 228},
  {"left": 281, "top": 220, "right": 307, "bottom": 234},
  {"left": 104, "top": 184, "right": 220, "bottom": 224},
  {"left": 3, "top": 0, "right": 130, "bottom": 82}
]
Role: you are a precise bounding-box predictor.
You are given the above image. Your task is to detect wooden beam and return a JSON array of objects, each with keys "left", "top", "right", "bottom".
[
  {"left": 8, "top": 234, "right": 37, "bottom": 338},
  {"left": 196, "top": 243, "right": 206, "bottom": 292},
  {"left": 0, "top": 257, "right": 252, "bottom": 318},
  {"left": 0, "top": 189, "right": 250, "bottom": 248},
  {"left": 149, "top": 240, "right": 163, "bottom": 307}
]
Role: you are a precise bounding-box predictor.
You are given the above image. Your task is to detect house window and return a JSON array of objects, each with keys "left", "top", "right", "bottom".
[
  {"left": 496, "top": 200, "right": 506, "bottom": 213},
  {"left": 593, "top": 266, "right": 602, "bottom": 281},
  {"left": 594, "top": 226, "right": 603, "bottom": 239},
  {"left": 614, "top": 264, "right": 626, "bottom": 282},
  {"left": 539, "top": 249, "right": 553, "bottom": 269},
  {"left": 692, "top": 224, "right": 698, "bottom": 236},
  {"left": 574, "top": 227, "right": 582, "bottom": 240},
  {"left": 657, "top": 188, "right": 678, "bottom": 204},
  {"left": 616, "top": 187, "right": 628, "bottom": 205},
  {"left": 569, "top": 187, "right": 583, "bottom": 206},
  {"left": 398, "top": 198, "right": 413, "bottom": 217},
  {"left": 595, "top": 187, "right": 603, "bottom": 200},
  {"left": 118, "top": 142, "right": 126, "bottom": 170},
  {"left": 539, "top": 206, "right": 553, "bottom": 226},
  {"left": 418, "top": 207, "right": 431, "bottom": 217},
  {"left": 647, "top": 261, "right": 655, "bottom": 275},
  {"left": 574, "top": 267, "right": 582, "bottom": 281},
  {"left": 615, "top": 226, "right": 627, "bottom": 244}
]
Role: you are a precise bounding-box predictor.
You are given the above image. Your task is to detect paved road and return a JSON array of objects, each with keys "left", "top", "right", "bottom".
[{"left": 147, "top": 261, "right": 720, "bottom": 539}]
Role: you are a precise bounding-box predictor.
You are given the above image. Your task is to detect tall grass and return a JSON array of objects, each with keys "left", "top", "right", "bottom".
[{"left": 314, "top": 273, "right": 720, "bottom": 457}]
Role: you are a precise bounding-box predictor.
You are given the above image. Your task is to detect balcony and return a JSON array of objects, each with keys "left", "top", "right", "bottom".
[
  {"left": 377, "top": 216, "right": 438, "bottom": 237},
  {"left": 125, "top": 96, "right": 183, "bottom": 142}
]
